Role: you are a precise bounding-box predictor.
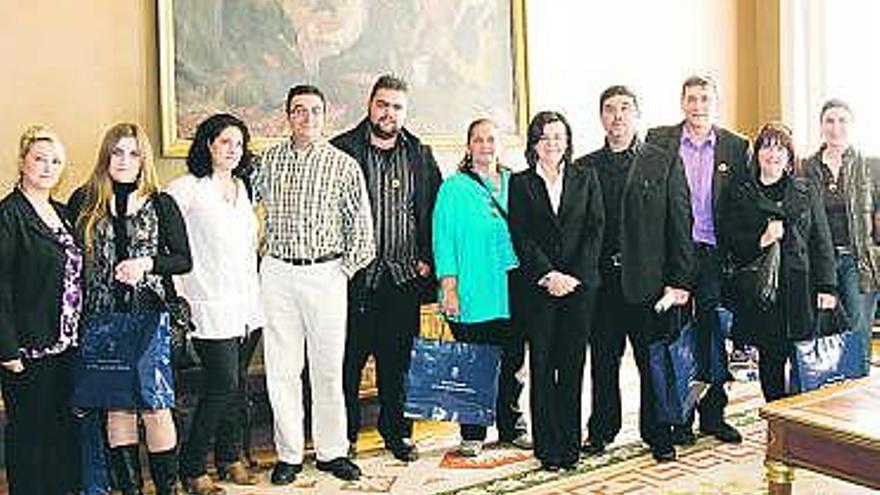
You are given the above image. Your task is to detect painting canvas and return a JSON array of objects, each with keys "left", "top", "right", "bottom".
[{"left": 158, "top": 0, "right": 529, "bottom": 156}]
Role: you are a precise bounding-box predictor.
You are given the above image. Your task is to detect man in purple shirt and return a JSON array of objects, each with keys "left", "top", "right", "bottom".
[{"left": 646, "top": 75, "right": 750, "bottom": 446}]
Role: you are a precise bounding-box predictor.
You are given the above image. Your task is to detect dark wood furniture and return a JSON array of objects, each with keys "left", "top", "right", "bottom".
[{"left": 760, "top": 374, "right": 880, "bottom": 494}]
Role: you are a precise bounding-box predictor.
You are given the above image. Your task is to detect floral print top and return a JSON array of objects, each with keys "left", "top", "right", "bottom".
[{"left": 22, "top": 227, "right": 83, "bottom": 359}]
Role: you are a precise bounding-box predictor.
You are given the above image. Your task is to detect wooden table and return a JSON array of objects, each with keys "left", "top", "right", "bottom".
[{"left": 759, "top": 374, "right": 880, "bottom": 494}]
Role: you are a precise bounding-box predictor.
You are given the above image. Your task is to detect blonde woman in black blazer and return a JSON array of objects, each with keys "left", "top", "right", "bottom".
[
  {"left": 0, "top": 126, "right": 81, "bottom": 495},
  {"left": 508, "top": 111, "right": 604, "bottom": 471}
]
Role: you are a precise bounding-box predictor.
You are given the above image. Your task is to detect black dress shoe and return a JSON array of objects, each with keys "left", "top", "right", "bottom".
[
  {"left": 651, "top": 445, "right": 677, "bottom": 463},
  {"left": 580, "top": 439, "right": 606, "bottom": 456},
  {"left": 700, "top": 421, "right": 743, "bottom": 443},
  {"left": 540, "top": 461, "right": 561, "bottom": 471},
  {"left": 270, "top": 461, "right": 302, "bottom": 485},
  {"left": 387, "top": 438, "right": 419, "bottom": 462},
  {"left": 671, "top": 427, "right": 697, "bottom": 446},
  {"left": 316, "top": 457, "right": 362, "bottom": 481}
]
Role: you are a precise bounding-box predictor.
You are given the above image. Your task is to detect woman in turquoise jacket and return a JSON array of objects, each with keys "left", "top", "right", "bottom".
[{"left": 433, "top": 118, "right": 529, "bottom": 457}]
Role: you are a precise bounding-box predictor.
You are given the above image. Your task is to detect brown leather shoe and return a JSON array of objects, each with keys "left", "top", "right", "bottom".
[
  {"left": 217, "top": 461, "right": 258, "bottom": 485},
  {"left": 184, "top": 474, "right": 225, "bottom": 495}
]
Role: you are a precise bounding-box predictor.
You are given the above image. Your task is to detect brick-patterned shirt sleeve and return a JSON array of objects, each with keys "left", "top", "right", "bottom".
[
  {"left": 255, "top": 140, "right": 375, "bottom": 274},
  {"left": 339, "top": 154, "right": 376, "bottom": 277}
]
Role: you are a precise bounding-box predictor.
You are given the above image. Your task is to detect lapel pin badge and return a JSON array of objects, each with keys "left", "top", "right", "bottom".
[{"left": 718, "top": 162, "right": 730, "bottom": 173}]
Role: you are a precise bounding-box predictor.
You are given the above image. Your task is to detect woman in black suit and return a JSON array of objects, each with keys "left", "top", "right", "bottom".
[
  {"left": 0, "top": 126, "right": 81, "bottom": 495},
  {"left": 722, "top": 122, "right": 836, "bottom": 402},
  {"left": 508, "top": 111, "right": 604, "bottom": 471}
]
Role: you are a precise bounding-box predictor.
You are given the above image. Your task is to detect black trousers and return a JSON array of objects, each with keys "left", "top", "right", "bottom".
[
  {"left": 756, "top": 341, "right": 792, "bottom": 402},
  {"left": 687, "top": 244, "right": 729, "bottom": 428},
  {"left": 1, "top": 351, "right": 79, "bottom": 495},
  {"left": 448, "top": 319, "right": 526, "bottom": 441},
  {"left": 525, "top": 285, "right": 596, "bottom": 465},
  {"left": 344, "top": 272, "right": 421, "bottom": 444},
  {"left": 588, "top": 271, "right": 672, "bottom": 450},
  {"left": 180, "top": 337, "right": 244, "bottom": 477}
]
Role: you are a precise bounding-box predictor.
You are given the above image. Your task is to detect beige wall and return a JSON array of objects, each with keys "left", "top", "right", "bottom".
[
  {"left": 0, "top": 0, "right": 777, "bottom": 197},
  {"left": 0, "top": 0, "right": 175, "bottom": 197}
]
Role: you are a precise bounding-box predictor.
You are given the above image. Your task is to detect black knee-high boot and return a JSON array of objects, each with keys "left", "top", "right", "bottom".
[
  {"left": 148, "top": 449, "right": 180, "bottom": 495},
  {"left": 109, "top": 445, "right": 143, "bottom": 495}
]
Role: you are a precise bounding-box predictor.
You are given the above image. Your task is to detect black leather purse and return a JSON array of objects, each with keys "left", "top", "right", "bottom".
[
  {"left": 734, "top": 241, "right": 781, "bottom": 311},
  {"left": 159, "top": 281, "right": 200, "bottom": 369}
]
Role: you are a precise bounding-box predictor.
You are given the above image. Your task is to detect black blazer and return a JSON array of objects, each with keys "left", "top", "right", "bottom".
[
  {"left": 645, "top": 123, "right": 750, "bottom": 236},
  {"left": 0, "top": 189, "right": 77, "bottom": 361},
  {"left": 577, "top": 141, "right": 695, "bottom": 304},
  {"left": 508, "top": 162, "right": 604, "bottom": 291}
]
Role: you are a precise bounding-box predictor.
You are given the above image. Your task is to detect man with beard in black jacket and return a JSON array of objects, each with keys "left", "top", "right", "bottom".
[{"left": 331, "top": 74, "right": 441, "bottom": 463}]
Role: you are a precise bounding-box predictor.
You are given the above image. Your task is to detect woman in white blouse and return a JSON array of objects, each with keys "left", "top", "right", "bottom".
[{"left": 166, "top": 113, "right": 264, "bottom": 495}]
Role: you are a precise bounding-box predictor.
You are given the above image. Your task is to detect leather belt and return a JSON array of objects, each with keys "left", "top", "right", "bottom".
[
  {"left": 279, "top": 253, "right": 342, "bottom": 266},
  {"left": 834, "top": 245, "right": 854, "bottom": 256},
  {"left": 695, "top": 242, "right": 717, "bottom": 252}
]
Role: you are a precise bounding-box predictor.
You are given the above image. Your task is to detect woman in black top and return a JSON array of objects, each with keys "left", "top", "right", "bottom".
[
  {"left": 721, "top": 123, "right": 836, "bottom": 401},
  {"left": 0, "top": 126, "right": 81, "bottom": 495},
  {"left": 70, "top": 123, "right": 192, "bottom": 495}
]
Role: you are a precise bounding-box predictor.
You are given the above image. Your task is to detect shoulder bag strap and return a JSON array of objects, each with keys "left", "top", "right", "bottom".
[{"left": 462, "top": 169, "right": 508, "bottom": 223}]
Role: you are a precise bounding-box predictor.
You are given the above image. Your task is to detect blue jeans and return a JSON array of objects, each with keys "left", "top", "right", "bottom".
[{"left": 835, "top": 253, "right": 874, "bottom": 376}]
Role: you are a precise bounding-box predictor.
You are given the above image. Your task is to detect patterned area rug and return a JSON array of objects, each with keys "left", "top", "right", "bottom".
[{"left": 205, "top": 379, "right": 876, "bottom": 495}]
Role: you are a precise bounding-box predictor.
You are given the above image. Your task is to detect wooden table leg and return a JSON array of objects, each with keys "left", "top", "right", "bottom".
[{"left": 765, "top": 459, "right": 794, "bottom": 495}]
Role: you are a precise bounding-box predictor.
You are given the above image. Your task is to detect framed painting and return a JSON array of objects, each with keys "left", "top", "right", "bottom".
[{"left": 158, "top": 0, "right": 529, "bottom": 157}]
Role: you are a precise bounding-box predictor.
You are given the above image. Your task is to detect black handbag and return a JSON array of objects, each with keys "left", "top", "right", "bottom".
[
  {"left": 734, "top": 241, "right": 780, "bottom": 311},
  {"left": 155, "top": 280, "right": 200, "bottom": 369},
  {"left": 163, "top": 292, "right": 200, "bottom": 369}
]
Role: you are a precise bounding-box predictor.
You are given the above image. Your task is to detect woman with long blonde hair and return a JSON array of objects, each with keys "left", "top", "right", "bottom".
[{"left": 70, "top": 123, "right": 192, "bottom": 495}]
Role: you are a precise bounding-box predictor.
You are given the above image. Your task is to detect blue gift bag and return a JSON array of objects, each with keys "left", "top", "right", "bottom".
[
  {"left": 704, "top": 306, "right": 734, "bottom": 384},
  {"left": 790, "top": 309, "right": 866, "bottom": 393},
  {"left": 648, "top": 313, "right": 709, "bottom": 425},
  {"left": 404, "top": 337, "right": 501, "bottom": 426},
  {"left": 71, "top": 312, "right": 175, "bottom": 409}
]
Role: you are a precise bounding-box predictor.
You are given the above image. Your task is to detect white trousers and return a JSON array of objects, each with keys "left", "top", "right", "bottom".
[{"left": 261, "top": 256, "right": 348, "bottom": 463}]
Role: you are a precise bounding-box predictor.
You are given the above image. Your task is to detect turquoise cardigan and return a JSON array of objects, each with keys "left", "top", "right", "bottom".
[{"left": 432, "top": 170, "right": 518, "bottom": 323}]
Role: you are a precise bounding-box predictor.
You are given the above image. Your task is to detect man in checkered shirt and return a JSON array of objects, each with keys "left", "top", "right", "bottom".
[{"left": 253, "top": 84, "right": 375, "bottom": 485}]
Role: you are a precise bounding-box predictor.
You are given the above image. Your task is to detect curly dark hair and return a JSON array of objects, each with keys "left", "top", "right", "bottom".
[
  {"left": 751, "top": 121, "right": 798, "bottom": 176},
  {"left": 524, "top": 111, "right": 573, "bottom": 168},
  {"left": 185, "top": 113, "right": 254, "bottom": 198}
]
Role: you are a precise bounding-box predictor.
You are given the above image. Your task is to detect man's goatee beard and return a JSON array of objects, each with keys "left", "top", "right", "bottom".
[{"left": 369, "top": 120, "right": 399, "bottom": 140}]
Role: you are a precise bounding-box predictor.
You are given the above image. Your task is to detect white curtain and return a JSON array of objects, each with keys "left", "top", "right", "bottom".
[{"left": 781, "top": 0, "right": 879, "bottom": 155}]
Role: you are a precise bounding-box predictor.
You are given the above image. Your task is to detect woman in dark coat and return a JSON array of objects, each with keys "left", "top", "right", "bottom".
[
  {"left": 508, "top": 111, "right": 604, "bottom": 470},
  {"left": 721, "top": 122, "right": 837, "bottom": 402},
  {"left": 0, "top": 125, "right": 81, "bottom": 495}
]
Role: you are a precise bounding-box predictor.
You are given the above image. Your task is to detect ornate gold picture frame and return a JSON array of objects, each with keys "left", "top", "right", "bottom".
[{"left": 158, "top": 0, "right": 529, "bottom": 157}]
